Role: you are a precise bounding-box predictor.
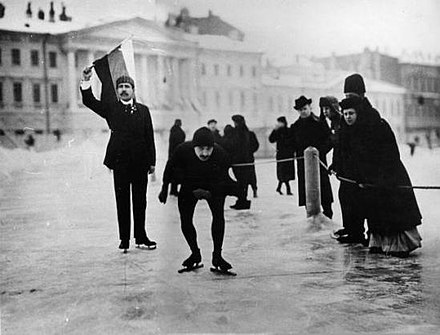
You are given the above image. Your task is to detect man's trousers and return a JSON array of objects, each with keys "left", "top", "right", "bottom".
[
  {"left": 177, "top": 191, "right": 226, "bottom": 254},
  {"left": 113, "top": 165, "right": 149, "bottom": 242}
]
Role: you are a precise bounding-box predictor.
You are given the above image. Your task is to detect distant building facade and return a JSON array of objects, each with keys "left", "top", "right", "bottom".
[
  {"left": 1, "top": 4, "right": 438, "bottom": 153},
  {"left": 315, "top": 48, "right": 440, "bottom": 145}
]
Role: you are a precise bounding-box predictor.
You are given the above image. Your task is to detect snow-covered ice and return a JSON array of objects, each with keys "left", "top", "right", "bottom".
[{"left": 1, "top": 135, "right": 440, "bottom": 334}]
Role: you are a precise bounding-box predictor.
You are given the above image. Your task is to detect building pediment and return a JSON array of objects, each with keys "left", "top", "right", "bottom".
[{"left": 65, "top": 17, "right": 196, "bottom": 47}]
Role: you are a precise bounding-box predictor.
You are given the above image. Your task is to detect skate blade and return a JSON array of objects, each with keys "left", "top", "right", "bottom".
[
  {"left": 178, "top": 263, "right": 204, "bottom": 273},
  {"left": 136, "top": 244, "right": 157, "bottom": 250},
  {"left": 210, "top": 267, "right": 237, "bottom": 276}
]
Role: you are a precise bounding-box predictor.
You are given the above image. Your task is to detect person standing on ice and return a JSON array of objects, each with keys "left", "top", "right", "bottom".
[
  {"left": 331, "top": 73, "right": 382, "bottom": 244},
  {"left": 80, "top": 67, "right": 157, "bottom": 253},
  {"left": 229, "top": 114, "right": 259, "bottom": 208},
  {"left": 289, "top": 96, "right": 334, "bottom": 218},
  {"left": 335, "top": 95, "right": 422, "bottom": 257},
  {"left": 168, "top": 119, "right": 186, "bottom": 196},
  {"left": 158, "top": 127, "right": 235, "bottom": 272},
  {"left": 268, "top": 116, "right": 295, "bottom": 195}
]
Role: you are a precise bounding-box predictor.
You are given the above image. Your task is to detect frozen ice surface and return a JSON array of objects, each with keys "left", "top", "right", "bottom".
[{"left": 1, "top": 135, "right": 440, "bottom": 334}]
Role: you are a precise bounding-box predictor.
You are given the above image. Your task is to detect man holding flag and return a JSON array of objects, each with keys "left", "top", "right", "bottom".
[{"left": 79, "top": 39, "right": 156, "bottom": 253}]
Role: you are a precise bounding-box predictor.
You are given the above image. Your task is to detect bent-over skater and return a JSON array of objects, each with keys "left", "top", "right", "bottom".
[
  {"left": 80, "top": 67, "right": 156, "bottom": 252},
  {"left": 159, "top": 127, "right": 235, "bottom": 273}
]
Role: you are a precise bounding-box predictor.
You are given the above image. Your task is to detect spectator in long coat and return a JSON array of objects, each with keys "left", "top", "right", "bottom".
[
  {"left": 168, "top": 119, "right": 186, "bottom": 196},
  {"left": 268, "top": 116, "right": 295, "bottom": 195},
  {"left": 207, "top": 119, "right": 222, "bottom": 143},
  {"left": 290, "top": 96, "right": 334, "bottom": 218},
  {"left": 229, "top": 114, "right": 259, "bottom": 210},
  {"left": 336, "top": 95, "right": 422, "bottom": 257},
  {"left": 331, "top": 73, "right": 382, "bottom": 243}
]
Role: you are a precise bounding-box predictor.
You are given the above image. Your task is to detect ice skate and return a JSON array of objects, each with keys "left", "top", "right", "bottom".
[
  {"left": 178, "top": 251, "right": 203, "bottom": 273},
  {"left": 119, "top": 240, "right": 129, "bottom": 254},
  {"left": 210, "top": 253, "right": 236, "bottom": 276},
  {"left": 136, "top": 238, "right": 157, "bottom": 250}
]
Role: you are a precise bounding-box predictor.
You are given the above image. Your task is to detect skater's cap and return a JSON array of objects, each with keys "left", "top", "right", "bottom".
[{"left": 192, "top": 127, "right": 214, "bottom": 147}]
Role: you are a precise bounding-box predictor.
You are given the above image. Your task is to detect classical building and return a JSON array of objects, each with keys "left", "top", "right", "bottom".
[{"left": 0, "top": 5, "right": 263, "bottom": 146}]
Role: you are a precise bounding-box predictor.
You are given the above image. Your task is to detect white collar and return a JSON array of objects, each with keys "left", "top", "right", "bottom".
[{"left": 120, "top": 99, "right": 134, "bottom": 105}]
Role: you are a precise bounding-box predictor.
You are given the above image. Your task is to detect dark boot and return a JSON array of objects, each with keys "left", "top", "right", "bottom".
[
  {"left": 212, "top": 252, "right": 232, "bottom": 271},
  {"left": 230, "top": 200, "right": 251, "bottom": 210},
  {"left": 276, "top": 182, "right": 283, "bottom": 195},
  {"left": 182, "top": 249, "right": 202, "bottom": 268},
  {"left": 136, "top": 237, "right": 157, "bottom": 250},
  {"left": 119, "top": 240, "right": 129, "bottom": 252}
]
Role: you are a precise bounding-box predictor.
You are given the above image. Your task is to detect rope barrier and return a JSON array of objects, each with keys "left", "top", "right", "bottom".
[
  {"left": 318, "top": 158, "right": 440, "bottom": 190},
  {"left": 231, "top": 156, "right": 303, "bottom": 167}
]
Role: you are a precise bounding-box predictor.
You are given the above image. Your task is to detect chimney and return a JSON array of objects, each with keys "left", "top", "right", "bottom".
[
  {"left": 26, "top": 2, "right": 32, "bottom": 18},
  {"left": 59, "top": 3, "right": 71, "bottom": 21},
  {"left": 38, "top": 8, "right": 44, "bottom": 20},
  {"left": 49, "top": 1, "right": 55, "bottom": 22},
  {"left": 0, "top": 3, "right": 5, "bottom": 19},
  {"left": 208, "top": 10, "right": 212, "bottom": 17}
]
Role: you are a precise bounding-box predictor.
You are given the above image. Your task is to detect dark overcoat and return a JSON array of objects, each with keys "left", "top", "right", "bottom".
[
  {"left": 333, "top": 99, "right": 422, "bottom": 234},
  {"left": 290, "top": 113, "right": 333, "bottom": 207},
  {"left": 268, "top": 127, "right": 295, "bottom": 182},
  {"left": 230, "top": 128, "right": 259, "bottom": 185},
  {"left": 168, "top": 125, "right": 186, "bottom": 158},
  {"left": 81, "top": 88, "right": 156, "bottom": 170}
]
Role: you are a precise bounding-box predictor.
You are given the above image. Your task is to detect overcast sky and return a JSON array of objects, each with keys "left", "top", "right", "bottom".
[{"left": 4, "top": 0, "right": 440, "bottom": 60}]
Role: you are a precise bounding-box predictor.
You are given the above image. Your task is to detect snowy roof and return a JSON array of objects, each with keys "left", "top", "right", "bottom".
[
  {"left": 263, "top": 72, "right": 408, "bottom": 94},
  {"left": 184, "top": 33, "right": 263, "bottom": 54},
  {"left": 0, "top": 14, "right": 87, "bottom": 34}
]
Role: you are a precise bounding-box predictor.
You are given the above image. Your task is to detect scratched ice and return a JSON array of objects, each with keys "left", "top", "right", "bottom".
[{"left": 1, "top": 134, "right": 439, "bottom": 334}]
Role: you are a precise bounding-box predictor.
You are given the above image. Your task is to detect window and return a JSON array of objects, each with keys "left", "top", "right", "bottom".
[
  {"left": 252, "top": 66, "right": 257, "bottom": 77},
  {"left": 240, "top": 91, "right": 245, "bottom": 109},
  {"left": 201, "top": 63, "right": 206, "bottom": 75},
  {"left": 201, "top": 91, "right": 207, "bottom": 106},
  {"left": 51, "top": 84, "right": 58, "bottom": 103},
  {"left": 228, "top": 91, "right": 233, "bottom": 106},
  {"left": 239, "top": 65, "right": 244, "bottom": 77},
  {"left": 49, "top": 51, "right": 57, "bottom": 68},
  {"left": 33, "top": 83, "right": 41, "bottom": 103},
  {"left": 31, "top": 50, "right": 39, "bottom": 66},
  {"left": 12, "top": 48, "right": 21, "bottom": 65},
  {"left": 215, "top": 91, "right": 221, "bottom": 107},
  {"left": 0, "top": 48, "right": 2, "bottom": 65},
  {"left": 227, "top": 64, "right": 232, "bottom": 76},
  {"left": 0, "top": 82, "right": 3, "bottom": 103},
  {"left": 13, "top": 82, "right": 22, "bottom": 102},
  {"left": 214, "top": 64, "right": 219, "bottom": 76}
]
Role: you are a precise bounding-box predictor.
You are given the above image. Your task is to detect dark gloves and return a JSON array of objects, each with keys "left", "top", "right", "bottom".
[
  {"left": 158, "top": 185, "right": 168, "bottom": 204},
  {"left": 192, "top": 188, "right": 212, "bottom": 200}
]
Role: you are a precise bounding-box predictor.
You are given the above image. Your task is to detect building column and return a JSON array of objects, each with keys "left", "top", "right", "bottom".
[
  {"left": 140, "top": 54, "right": 150, "bottom": 104},
  {"left": 172, "top": 57, "right": 180, "bottom": 107},
  {"left": 188, "top": 58, "right": 197, "bottom": 101},
  {"left": 157, "top": 54, "right": 165, "bottom": 106},
  {"left": 67, "top": 49, "right": 77, "bottom": 111}
]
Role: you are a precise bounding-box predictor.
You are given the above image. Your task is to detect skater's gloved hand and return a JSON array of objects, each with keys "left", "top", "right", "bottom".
[
  {"left": 158, "top": 185, "right": 168, "bottom": 204},
  {"left": 193, "top": 188, "right": 212, "bottom": 200}
]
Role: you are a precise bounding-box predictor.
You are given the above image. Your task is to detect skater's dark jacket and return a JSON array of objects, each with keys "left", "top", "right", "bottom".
[
  {"left": 333, "top": 97, "right": 422, "bottom": 234},
  {"left": 289, "top": 113, "right": 333, "bottom": 207},
  {"left": 162, "top": 142, "right": 235, "bottom": 197},
  {"left": 268, "top": 126, "right": 295, "bottom": 182},
  {"left": 81, "top": 88, "right": 156, "bottom": 170},
  {"left": 168, "top": 124, "right": 186, "bottom": 159}
]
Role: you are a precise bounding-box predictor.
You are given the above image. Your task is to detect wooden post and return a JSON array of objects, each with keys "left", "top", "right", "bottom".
[{"left": 304, "top": 146, "right": 321, "bottom": 217}]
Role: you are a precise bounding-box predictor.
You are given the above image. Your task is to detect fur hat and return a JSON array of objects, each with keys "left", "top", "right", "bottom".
[
  {"left": 319, "top": 96, "right": 339, "bottom": 109},
  {"left": 340, "top": 96, "right": 363, "bottom": 110},
  {"left": 192, "top": 127, "right": 214, "bottom": 147},
  {"left": 231, "top": 114, "right": 245, "bottom": 124},
  {"left": 116, "top": 75, "right": 135, "bottom": 89},
  {"left": 343, "top": 74, "right": 366, "bottom": 95},
  {"left": 294, "top": 96, "right": 312, "bottom": 110},
  {"left": 207, "top": 119, "right": 217, "bottom": 125}
]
